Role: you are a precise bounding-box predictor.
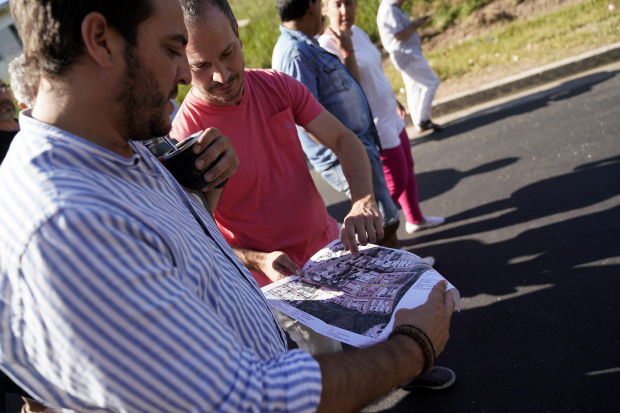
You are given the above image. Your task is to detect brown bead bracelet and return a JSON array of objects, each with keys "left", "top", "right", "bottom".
[{"left": 389, "top": 324, "right": 436, "bottom": 377}]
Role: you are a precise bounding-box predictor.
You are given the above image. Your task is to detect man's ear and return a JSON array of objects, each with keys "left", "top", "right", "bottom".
[{"left": 81, "top": 12, "right": 125, "bottom": 69}]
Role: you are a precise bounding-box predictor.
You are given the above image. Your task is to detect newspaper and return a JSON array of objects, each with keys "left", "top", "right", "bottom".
[{"left": 262, "top": 240, "right": 461, "bottom": 348}]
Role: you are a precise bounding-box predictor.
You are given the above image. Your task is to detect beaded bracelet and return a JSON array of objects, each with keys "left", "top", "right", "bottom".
[{"left": 389, "top": 324, "right": 436, "bottom": 377}]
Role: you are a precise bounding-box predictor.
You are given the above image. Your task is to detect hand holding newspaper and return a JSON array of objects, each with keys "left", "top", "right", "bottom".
[{"left": 262, "top": 240, "right": 461, "bottom": 348}]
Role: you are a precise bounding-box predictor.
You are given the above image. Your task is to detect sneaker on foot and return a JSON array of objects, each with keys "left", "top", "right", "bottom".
[
  {"left": 406, "top": 216, "right": 445, "bottom": 234},
  {"left": 400, "top": 366, "right": 456, "bottom": 390},
  {"left": 415, "top": 119, "right": 442, "bottom": 133},
  {"left": 422, "top": 256, "right": 435, "bottom": 267}
]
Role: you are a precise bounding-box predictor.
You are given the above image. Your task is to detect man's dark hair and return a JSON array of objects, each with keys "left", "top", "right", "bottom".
[
  {"left": 10, "top": 0, "right": 155, "bottom": 77},
  {"left": 181, "top": 0, "right": 238, "bottom": 35},
  {"left": 275, "top": 0, "right": 313, "bottom": 22}
]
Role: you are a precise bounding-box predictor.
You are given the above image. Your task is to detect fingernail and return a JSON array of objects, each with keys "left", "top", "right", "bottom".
[
  {"left": 204, "top": 173, "right": 214, "bottom": 181},
  {"left": 193, "top": 145, "right": 201, "bottom": 153},
  {"left": 196, "top": 160, "right": 205, "bottom": 169},
  {"left": 296, "top": 269, "right": 302, "bottom": 275}
]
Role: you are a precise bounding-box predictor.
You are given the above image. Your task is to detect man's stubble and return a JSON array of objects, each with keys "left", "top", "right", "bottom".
[{"left": 116, "top": 46, "right": 175, "bottom": 141}]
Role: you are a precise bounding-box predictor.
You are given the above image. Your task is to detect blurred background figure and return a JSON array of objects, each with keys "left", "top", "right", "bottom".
[
  {"left": 0, "top": 80, "right": 19, "bottom": 164},
  {"left": 8, "top": 53, "right": 38, "bottom": 109},
  {"left": 377, "top": 0, "right": 441, "bottom": 133},
  {"left": 319, "top": 0, "right": 444, "bottom": 234}
]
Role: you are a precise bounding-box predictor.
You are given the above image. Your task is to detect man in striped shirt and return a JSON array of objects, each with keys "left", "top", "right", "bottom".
[{"left": 0, "top": 0, "right": 455, "bottom": 412}]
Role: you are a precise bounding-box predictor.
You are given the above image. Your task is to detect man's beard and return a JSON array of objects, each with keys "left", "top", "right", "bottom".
[
  {"left": 205, "top": 55, "right": 245, "bottom": 104},
  {"left": 116, "top": 47, "right": 175, "bottom": 141},
  {"left": 0, "top": 99, "right": 16, "bottom": 122}
]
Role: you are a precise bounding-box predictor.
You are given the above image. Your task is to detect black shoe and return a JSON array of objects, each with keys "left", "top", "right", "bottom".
[
  {"left": 400, "top": 366, "right": 456, "bottom": 390},
  {"left": 415, "top": 119, "right": 442, "bottom": 133}
]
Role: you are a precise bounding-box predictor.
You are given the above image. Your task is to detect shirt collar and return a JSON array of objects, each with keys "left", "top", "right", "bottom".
[
  {"left": 279, "top": 25, "right": 318, "bottom": 47},
  {"left": 18, "top": 108, "right": 144, "bottom": 168}
]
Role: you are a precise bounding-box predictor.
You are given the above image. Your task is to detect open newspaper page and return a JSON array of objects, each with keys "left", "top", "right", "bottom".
[{"left": 262, "top": 240, "right": 461, "bottom": 348}]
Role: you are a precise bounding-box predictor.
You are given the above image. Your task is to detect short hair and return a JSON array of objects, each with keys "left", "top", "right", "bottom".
[
  {"left": 181, "top": 0, "right": 238, "bottom": 35},
  {"left": 10, "top": 0, "right": 155, "bottom": 78},
  {"left": 8, "top": 54, "right": 39, "bottom": 107},
  {"left": 276, "top": 0, "right": 313, "bottom": 22}
]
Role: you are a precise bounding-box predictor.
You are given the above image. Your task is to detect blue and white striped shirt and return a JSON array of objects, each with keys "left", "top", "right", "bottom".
[{"left": 0, "top": 111, "right": 322, "bottom": 413}]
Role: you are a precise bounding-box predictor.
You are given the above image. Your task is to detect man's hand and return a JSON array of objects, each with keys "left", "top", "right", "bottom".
[
  {"left": 393, "top": 280, "right": 455, "bottom": 356},
  {"left": 396, "top": 100, "right": 407, "bottom": 121},
  {"left": 192, "top": 128, "right": 239, "bottom": 191},
  {"left": 257, "top": 251, "right": 303, "bottom": 283},
  {"left": 341, "top": 195, "right": 384, "bottom": 257}
]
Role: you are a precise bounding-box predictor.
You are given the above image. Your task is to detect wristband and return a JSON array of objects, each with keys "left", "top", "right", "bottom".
[
  {"left": 389, "top": 324, "right": 436, "bottom": 376},
  {"left": 343, "top": 50, "right": 354, "bottom": 58}
]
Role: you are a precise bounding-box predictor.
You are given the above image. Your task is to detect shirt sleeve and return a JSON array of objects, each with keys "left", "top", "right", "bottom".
[
  {"left": 378, "top": 5, "right": 406, "bottom": 34},
  {"left": 318, "top": 35, "right": 344, "bottom": 63},
  {"left": 13, "top": 207, "right": 322, "bottom": 413},
  {"left": 278, "top": 71, "right": 324, "bottom": 128},
  {"left": 279, "top": 52, "right": 321, "bottom": 106}
]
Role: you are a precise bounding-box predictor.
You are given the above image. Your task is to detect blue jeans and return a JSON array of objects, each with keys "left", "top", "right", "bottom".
[{"left": 320, "top": 153, "right": 400, "bottom": 227}]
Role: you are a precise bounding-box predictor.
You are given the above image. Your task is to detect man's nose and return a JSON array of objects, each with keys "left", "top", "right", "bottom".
[
  {"left": 176, "top": 57, "right": 191, "bottom": 86},
  {"left": 212, "top": 62, "right": 230, "bottom": 85}
]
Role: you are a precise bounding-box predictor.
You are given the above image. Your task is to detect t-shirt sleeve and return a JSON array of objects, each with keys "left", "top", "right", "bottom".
[
  {"left": 318, "top": 35, "right": 344, "bottom": 63},
  {"left": 378, "top": 5, "right": 406, "bottom": 34},
  {"left": 278, "top": 71, "right": 324, "bottom": 128},
  {"left": 13, "top": 207, "right": 322, "bottom": 413}
]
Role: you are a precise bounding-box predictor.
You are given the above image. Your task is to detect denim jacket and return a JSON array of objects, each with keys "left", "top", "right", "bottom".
[{"left": 272, "top": 25, "right": 381, "bottom": 173}]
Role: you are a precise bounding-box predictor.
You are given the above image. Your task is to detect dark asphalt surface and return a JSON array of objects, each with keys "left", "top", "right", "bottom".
[{"left": 312, "top": 68, "right": 620, "bottom": 412}]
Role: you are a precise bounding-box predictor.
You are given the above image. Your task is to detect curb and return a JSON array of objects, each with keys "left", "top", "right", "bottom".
[{"left": 427, "top": 41, "right": 620, "bottom": 119}]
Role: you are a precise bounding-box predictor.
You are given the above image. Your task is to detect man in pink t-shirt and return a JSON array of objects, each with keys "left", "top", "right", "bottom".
[{"left": 171, "top": 2, "right": 385, "bottom": 354}]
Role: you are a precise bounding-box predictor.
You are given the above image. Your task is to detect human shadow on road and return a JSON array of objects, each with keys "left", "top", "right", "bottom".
[
  {"left": 410, "top": 70, "right": 618, "bottom": 148},
  {"left": 416, "top": 157, "right": 519, "bottom": 203},
  {"left": 401, "top": 155, "right": 620, "bottom": 248},
  {"left": 371, "top": 204, "right": 620, "bottom": 413},
  {"left": 326, "top": 157, "right": 519, "bottom": 222}
]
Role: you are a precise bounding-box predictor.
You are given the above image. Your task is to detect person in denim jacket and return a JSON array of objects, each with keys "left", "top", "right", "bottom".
[{"left": 272, "top": 0, "right": 401, "bottom": 247}]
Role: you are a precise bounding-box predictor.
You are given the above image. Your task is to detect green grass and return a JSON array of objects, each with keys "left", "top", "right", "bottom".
[{"left": 384, "top": 0, "right": 620, "bottom": 96}]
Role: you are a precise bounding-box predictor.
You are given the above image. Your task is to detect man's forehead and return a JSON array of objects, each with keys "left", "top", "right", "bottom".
[{"left": 143, "top": 0, "right": 188, "bottom": 41}]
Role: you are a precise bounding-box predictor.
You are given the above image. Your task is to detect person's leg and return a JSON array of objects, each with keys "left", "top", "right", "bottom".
[
  {"left": 401, "top": 57, "right": 440, "bottom": 123},
  {"left": 400, "top": 67, "right": 423, "bottom": 126},
  {"left": 319, "top": 162, "right": 351, "bottom": 198},
  {"left": 274, "top": 309, "right": 342, "bottom": 355},
  {"left": 379, "top": 144, "right": 408, "bottom": 206},
  {"left": 319, "top": 159, "right": 399, "bottom": 228},
  {"left": 367, "top": 151, "right": 400, "bottom": 228},
  {"left": 395, "top": 128, "right": 424, "bottom": 224}
]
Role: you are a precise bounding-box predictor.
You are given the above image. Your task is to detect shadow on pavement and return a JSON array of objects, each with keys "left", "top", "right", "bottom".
[
  {"left": 416, "top": 157, "right": 519, "bottom": 203},
  {"left": 401, "top": 155, "right": 620, "bottom": 248},
  {"left": 411, "top": 70, "right": 619, "bottom": 148},
  {"left": 371, "top": 202, "right": 620, "bottom": 412}
]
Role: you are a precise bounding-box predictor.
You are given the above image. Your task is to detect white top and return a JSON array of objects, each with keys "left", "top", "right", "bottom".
[
  {"left": 377, "top": 0, "right": 423, "bottom": 69},
  {"left": 319, "top": 25, "right": 404, "bottom": 149}
]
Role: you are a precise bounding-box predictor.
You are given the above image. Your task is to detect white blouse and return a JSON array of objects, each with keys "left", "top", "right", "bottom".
[{"left": 319, "top": 25, "right": 405, "bottom": 149}]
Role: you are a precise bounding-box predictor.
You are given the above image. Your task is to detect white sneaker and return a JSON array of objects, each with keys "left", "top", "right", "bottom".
[
  {"left": 422, "top": 256, "right": 436, "bottom": 267},
  {"left": 406, "top": 216, "right": 445, "bottom": 234}
]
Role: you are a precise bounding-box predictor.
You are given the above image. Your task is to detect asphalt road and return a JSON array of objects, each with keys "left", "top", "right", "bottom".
[{"left": 311, "top": 68, "right": 620, "bottom": 412}]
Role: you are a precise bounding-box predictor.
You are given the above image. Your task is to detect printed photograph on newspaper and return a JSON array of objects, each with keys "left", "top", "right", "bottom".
[{"left": 262, "top": 240, "right": 461, "bottom": 348}]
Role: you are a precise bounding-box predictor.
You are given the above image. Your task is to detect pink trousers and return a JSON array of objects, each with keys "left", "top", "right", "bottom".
[{"left": 379, "top": 128, "right": 424, "bottom": 224}]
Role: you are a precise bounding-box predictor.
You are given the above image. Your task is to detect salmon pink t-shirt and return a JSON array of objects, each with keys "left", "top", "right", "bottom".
[{"left": 171, "top": 69, "right": 339, "bottom": 287}]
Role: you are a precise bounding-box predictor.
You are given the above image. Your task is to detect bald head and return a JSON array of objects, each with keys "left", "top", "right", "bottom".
[{"left": 181, "top": 0, "right": 238, "bottom": 34}]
